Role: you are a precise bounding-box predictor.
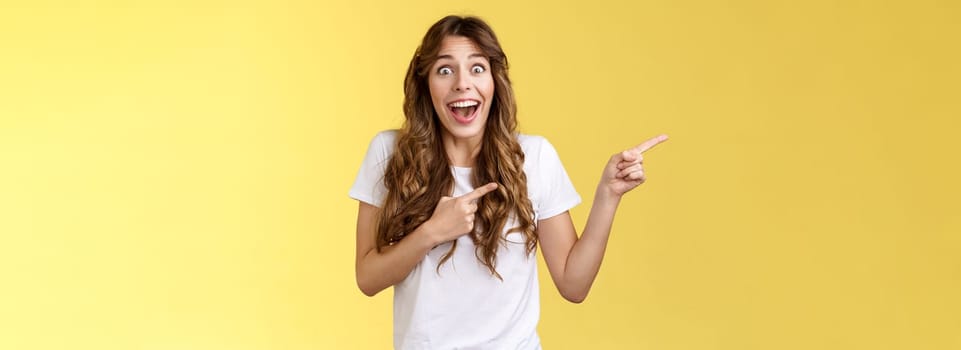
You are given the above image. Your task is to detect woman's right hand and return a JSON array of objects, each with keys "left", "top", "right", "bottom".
[{"left": 424, "top": 182, "right": 499, "bottom": 244}]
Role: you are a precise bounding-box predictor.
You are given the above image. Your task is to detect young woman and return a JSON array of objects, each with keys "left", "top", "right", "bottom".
[{"left": 349, "top": 15, "right": 668, "bottom": 349}]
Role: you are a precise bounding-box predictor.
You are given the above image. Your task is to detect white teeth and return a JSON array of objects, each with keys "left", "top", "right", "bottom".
[{"left": 448, "top": 100, "right": 479, "bottom": 108}]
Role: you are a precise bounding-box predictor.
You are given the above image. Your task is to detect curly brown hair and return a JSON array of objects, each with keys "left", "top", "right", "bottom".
[{"left": 375, "top": 15, "right": 536, "bottom": 279}]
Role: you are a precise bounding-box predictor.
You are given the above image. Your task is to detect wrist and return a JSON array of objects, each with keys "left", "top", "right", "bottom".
[
  {"left": 596, "top": 184, "right": 624, "bottom": 203},
  {"left": 413, "top": 220, "right": 442, "bottom": 248}
]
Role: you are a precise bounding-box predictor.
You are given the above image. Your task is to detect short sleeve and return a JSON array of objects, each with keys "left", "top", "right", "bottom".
[
  {"left": 348, "top": 131, "right": 396, "bottom": 207},
  {"left": 535, "top": 137, "right": 581, "bottom": 220}
]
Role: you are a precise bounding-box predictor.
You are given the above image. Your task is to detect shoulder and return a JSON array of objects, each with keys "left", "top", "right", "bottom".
[
  {"left": 516, "top": 133, "right": 561, "bottom": 163},
  {"left": 356, "top": 129, "right": 400, "bottom": 171},
  {"left": 364, "top": 129, "right": 400, "bottom": 157},
  {"left": 516, "top": 133, "right": 566, "bottom": 181},
  {"left": 350, "top": 130, "right": 400, "bottom": 206},
  {"left": 516, "top": 133, "right": 550, "bottom": 156},
  {"left": 370, "top": 129, "right": 399, "bottom": 148}
]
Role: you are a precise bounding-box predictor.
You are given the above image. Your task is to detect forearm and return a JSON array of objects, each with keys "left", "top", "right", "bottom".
[
  {"left": 562, "top": 186, "right": 621, "bottom": 301},
  {"left": 356, "top": 225, "right": 437, "bottom": 296}
]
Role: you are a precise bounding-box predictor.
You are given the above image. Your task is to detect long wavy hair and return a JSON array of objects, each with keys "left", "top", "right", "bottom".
[{"left": 375, "top": 15, "right": 536, "bottom": 279}]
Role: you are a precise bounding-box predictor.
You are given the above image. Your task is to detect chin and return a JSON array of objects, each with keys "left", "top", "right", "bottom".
[
  {"left": 441, "top": 114, "right": 488, "bottom": 140},
  {"left": 446, "top": 125, "right": 485, "bottom": 140}
]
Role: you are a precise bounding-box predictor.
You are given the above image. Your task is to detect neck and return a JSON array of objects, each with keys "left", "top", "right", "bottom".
[{"left": 442, "top": 131, "right": 484, "bottom": 167}]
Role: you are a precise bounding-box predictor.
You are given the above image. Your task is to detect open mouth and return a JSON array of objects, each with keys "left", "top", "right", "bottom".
[{"left": 447, "top": 100, "right": 479, "bottom": 124}]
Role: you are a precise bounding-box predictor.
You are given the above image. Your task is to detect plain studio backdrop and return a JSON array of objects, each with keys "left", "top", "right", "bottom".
[{"left": 1, "top": 1, "right": 958, "bottom": 349}]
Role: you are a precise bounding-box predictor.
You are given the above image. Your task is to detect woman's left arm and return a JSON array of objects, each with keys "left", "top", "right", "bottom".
[{"left": 538, "top": 134, "right": 668, "bottom": 303}]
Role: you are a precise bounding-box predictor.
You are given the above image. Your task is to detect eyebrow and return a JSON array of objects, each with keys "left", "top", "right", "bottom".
[{"left": 436, "top": 53, "right": 487, "bottom": 60}]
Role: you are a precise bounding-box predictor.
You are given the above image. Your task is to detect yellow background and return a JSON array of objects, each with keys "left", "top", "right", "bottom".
[{"left": 2, "top": 0, "right": 958, "bottom": 349}]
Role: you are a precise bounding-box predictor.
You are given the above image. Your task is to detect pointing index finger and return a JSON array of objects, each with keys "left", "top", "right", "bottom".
[
  {"left": 632, "top": 134, "right": 669, "bottom": 154},
  {"left": 460, "top": 182, "right": 499, "bottom": 202}
]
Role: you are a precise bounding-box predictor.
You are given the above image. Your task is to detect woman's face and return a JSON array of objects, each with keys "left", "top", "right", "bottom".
[{"left": 428, "top": 35, "right": 495, "bottom": 143}]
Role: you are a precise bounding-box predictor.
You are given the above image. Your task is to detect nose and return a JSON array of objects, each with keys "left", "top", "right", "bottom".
[{"left": 453, "top": 71, "right": 471, "bottom": 92}]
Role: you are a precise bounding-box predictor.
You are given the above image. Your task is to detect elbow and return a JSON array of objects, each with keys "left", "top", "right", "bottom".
[
  {"left": 357, "top": 281, "right": 379, "bottom": 297},
  {"left": 359, "top": 285, "right": 379, "bottom": 297},
  {"left": 357, "top": 280, "right": 382, "bottom": 297},
  {"left": 356, "top": 273, "right": 383, "bottom": 297},
  {"left": 560, "top": 288, "right": 589, "bottom": 304},
  {"left": 563, "top": 294, "right": 587, "bottom": 304}
]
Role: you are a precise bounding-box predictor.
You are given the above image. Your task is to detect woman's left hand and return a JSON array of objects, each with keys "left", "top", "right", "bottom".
[{"left": 601, "top": 134, "right": 669, "bottom": 197}]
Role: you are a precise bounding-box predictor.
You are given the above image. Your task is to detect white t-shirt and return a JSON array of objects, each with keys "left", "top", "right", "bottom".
[{"left": 349, "top": 130, "right": 581, "bottom": 350}]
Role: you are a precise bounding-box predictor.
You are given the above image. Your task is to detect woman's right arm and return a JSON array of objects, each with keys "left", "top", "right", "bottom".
[
  {"left": 354, "top": 182, "right": 499, "bottom": 296},
  {"left": 354, "top": 201, "right": 438, "bottom": 296}
]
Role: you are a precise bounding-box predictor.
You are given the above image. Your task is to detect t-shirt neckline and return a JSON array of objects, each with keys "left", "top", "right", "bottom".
[{"left": 451, "top": 165, "right": 472, "bottom": 175}]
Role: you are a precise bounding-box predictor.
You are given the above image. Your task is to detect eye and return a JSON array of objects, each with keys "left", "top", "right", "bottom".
[
  {"left": 472, "top": 65, "right": 486, "bottom": 74},
  {"left": 438, "top": 67, "right": 453, "bottom": 75}
]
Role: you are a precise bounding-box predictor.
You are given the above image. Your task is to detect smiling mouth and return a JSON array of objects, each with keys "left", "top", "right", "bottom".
[{"left": 447, "top": 100, "right": 479, "bottom": 124}]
